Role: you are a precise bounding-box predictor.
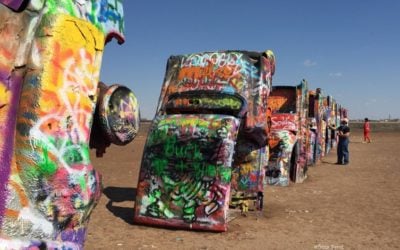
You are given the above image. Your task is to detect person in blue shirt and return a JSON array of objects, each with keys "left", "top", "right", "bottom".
[{"left": 336, "top": 118, "right": 350, "bottom": 165}]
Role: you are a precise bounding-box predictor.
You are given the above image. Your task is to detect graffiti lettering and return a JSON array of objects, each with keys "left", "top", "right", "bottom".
[
  {"left": 177, "top": 64, "right": 243, "bottom": 91},
  {"left": 181, "top": 52, "right": 243, "bottom": 68},
  {"left": 168, "top": 95, "right": 243, "bottom": 112},
  {"left": 271, "top": 114, "right": 297, "bottom": 131},
  {"left": 176, "top": 52, "right": 259, "bottom": 92}
]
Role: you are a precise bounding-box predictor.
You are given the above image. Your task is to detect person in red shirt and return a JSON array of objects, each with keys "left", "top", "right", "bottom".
[{"left": 363, "top": 118, "right": 371, "bottom": 143}]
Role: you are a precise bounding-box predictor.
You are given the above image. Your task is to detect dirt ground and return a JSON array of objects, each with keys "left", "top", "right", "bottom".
[{"left": 86, "top": 125, "right": 400, "bottom": 250}]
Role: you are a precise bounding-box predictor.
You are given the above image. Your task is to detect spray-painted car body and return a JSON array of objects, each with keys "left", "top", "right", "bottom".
[
  {"left": 265, "top": 79, "right": 309, "bottom": 186},
  {"left": 307, "top": 88, "right": 327, "bottom": 165},
  {"left": 229, "top": 136, "right": 269, "bottom": 212},
  {"left": 329, "top": 98, "right": 339, "bottom": 149},
  {"left": 134, "top": 50, "right": 275, "bottom": 231},
  {"left": 324, "top": 95, "right": 335, "bottom": 155},
  {"left": 0, "top": 1, "right": 139, "bottom": 249},
  {"left": 307, "top": 90, "right": 318, "bottom": 165},
  {"left": 312, "top": 88, "right": 326, "bottom": 163}
]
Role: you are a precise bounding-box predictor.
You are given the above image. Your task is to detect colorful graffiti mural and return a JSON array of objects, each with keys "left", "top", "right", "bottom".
[
  {"left": 134, "top": 50, "right": 275, "bottom": 231},
  {"left": 135, "top": 115, "right": 239, "bottom": 231},
  {"left": 266, "top": 79, "right": 309, "bottom": 186},
  {"left": 0, "top": 1, "right": 138, "bottom": 249}
]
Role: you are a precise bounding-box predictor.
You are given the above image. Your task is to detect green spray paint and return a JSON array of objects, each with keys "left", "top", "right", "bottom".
[{"left": 38, "top": 146, "right": 57, "bottom": 176}]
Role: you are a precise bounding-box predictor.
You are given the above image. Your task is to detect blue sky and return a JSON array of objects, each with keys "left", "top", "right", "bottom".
[{"left": 100, "top": 0, "right": 400, "bottom": 120}]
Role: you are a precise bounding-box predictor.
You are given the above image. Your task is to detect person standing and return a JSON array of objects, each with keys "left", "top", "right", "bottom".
[
  {"left": 363, "top": 118, "right": 371, "bottom": 143},
  {"left": 336, "top": 118, "right": 350, "bottom": 165}
]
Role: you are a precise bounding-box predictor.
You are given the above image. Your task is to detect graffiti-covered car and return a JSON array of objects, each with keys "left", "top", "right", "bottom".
[
  {"left": 265, "top": 79, "right": 309, "bottom": 186},
  {"left": 308, "top": 88, "right": 327, "bottom": 164},
  {"left": 307, "top": 88, "right": 325, "bottom": 165},
  {"left": 0, "top": 1, "right": 139, "bottom": 249},
  {"left": 134, "top": 50, "right": 275, "bottom": 231},
  {"left": 324, "top": 95, "right": 335, "bottom": 155},
  {"left": 307, "top": 90, "right": 317, "bottom": 165},
  {"left": 329, "top": 97, "right": 340, "bottom": 149}
]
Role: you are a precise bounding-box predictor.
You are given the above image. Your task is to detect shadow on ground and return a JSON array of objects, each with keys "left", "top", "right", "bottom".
[
  {"left": 321, "top": 160, "right": 337, "bottom": 165},
  {"left": 103, "top": 186, "right": 137, "bottom": 225}
]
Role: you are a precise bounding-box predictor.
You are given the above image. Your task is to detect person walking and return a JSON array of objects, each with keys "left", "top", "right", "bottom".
[
  {"left": 336, "top": 118, "right": 350, "bottom": 165},
  {"left": 363, "top": 118, "right": 371, "bottom": 143}
]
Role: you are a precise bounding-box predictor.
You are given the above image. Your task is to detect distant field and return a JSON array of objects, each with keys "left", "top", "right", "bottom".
[{"left": 349, "top": 121, "right": 400, "bottom": 132}]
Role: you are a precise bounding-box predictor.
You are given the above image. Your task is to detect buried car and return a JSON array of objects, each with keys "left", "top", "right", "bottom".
[
  {"left": 0, "top": 1, "right": 139, "bottom": 249},
  {"left": 134, "top": 50, "right": 275, "bottom": 231},
  {"left": 265, "top": 79, "right": 309, "bottom": 186},
  {"left": 307, "top": 88, "right": 325, "bottom": 165}
]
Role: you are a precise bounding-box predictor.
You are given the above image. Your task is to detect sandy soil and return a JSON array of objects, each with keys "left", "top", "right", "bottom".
[{"left": 86, "top": 125, "right": 400, "bottom": 250}]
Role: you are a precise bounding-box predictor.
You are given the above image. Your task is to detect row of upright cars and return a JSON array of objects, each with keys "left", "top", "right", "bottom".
[
  {"left": 133, "top": 49, "right": 348, "bottom": 232},
  {"left": 266, "top": 80, "right": 348, "bottom": 186},
  {"left": 0, "top": 0, "right": 347, "bottom": 244}
]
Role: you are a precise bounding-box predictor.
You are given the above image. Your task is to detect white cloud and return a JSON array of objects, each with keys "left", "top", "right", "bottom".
[
  {"left": 329, "top": 72, "right": 343, "bottom": 77},
  {"left": 303, "top": 59, "right": 317, "bottom": 67}
]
